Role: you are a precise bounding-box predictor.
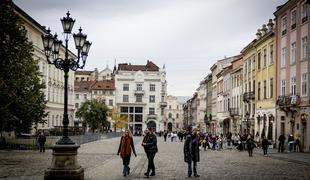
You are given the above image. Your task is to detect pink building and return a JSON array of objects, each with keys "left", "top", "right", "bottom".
[{"left": 275, "top": 0, "right": 310, "bottom": 152}]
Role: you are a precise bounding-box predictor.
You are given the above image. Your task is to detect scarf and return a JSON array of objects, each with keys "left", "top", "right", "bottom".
[{"left": 120, "top": 135, "right": 132, "bottom": 158}]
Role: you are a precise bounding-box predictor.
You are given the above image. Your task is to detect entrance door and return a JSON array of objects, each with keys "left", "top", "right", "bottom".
[
  {"left": 168, "top": 122, "right": 172, "bottom": 132},
  {"left": 147, "top": 121, "right": 157, "bottom": 132}
]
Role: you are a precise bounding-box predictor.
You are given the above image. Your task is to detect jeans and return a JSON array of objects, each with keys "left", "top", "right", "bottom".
[
  {"left": 289, "top": 142, "right": 294, "bottom": 152},
  {"left": 123, "top": 164, "right": 128, "bottom": 175},
  {"left": 147, "top": 153, "right": 156, "bottom": 174},
  {"left": 122, "top": 156, "right": 130, "bottom": 175},
  {"left": 187, "top": 160, "right": 197, "bottom": 176}
]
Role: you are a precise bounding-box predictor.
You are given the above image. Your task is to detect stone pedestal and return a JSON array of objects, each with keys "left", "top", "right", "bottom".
[{"left": 44, "top": 144, "right": 84, "bottom": 180}]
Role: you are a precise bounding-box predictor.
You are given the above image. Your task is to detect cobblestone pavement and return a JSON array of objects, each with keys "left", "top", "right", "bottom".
[{"left": 0, "top": 136, "right": 310, "bottom": 180}]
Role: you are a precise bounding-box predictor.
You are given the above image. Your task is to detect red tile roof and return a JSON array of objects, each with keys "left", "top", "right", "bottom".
[
  {"left": 74, "top": 81, "right": 94, "bottom": 92},
  {"left": 75, "top": 70, "right": 94, "bottom": 75},
  {"left": 118, "top": 60, "right": 159, "bottom": 71},
  {"left": 91, "top": 80, "right": 115, "bottom": 90}
]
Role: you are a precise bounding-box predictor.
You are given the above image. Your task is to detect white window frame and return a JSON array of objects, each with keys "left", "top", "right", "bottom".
[
  {"left": 301, "top": 73, "right": 308, "bottom": 97},
  {"left": 136, "top": 94, "right": 143, "bottom": 102},
  {"left": 123, "top": 95, "right": 129, "bottom": 102},
  {"left": 291, "top": 10, "right": 297, "bottom": 27},
  {"left": 270, "top": 44, "right": 274, "bottom": 64},
  {"left": 123, "top": 84, "right": 129, "bottom": 91},
  {"left": 302, "top": 2, "right": 308, "bottom": 20},
  {"left": 291, "top": 42, "right": 296, "bottom": 64},
  {"left": 302, "top": 36, "right": 308, "bottom": 60},
  {"left": 281, "top": 16, "right": 287, "bottom": 34},
  {"left": 281, "top": 80, "right": 286, "bottom": 96},
  {"left": 281, "top": 47, "right": 286, "bottom": 67},
  {"left": 149, "top": 95, "right": 155, "bottom": 103},
  {"left": 136, "top": 84, "right": 143, "bottom": 91},
  {"left": 149, "top": 108, "right": 155, "bottom": 115},
  {"left": 291, "top": 76, "right": 296, "bottom": 95},
  {"left": 150, "top": 84, "right": 155, "bottom": 91}
]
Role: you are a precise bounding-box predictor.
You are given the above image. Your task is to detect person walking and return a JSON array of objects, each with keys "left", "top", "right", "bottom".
[
  {"left": 142, "top": 128, "right": 158, "bottom": 177},
  {"left": 261, "top": 136, "right": 269, "bottom": 156},
  {"left": 288, "top": 134, "right": 294, "bottom": 152},
  {"left": 117, "top": 129, "right": 137, "bottom": 177},
  {"left": 163, "top": 131, "right": 167, "bottom": 142},
  {"left": 246, "top": 134, "right": 255, "bottom": 157},
  {"left": 184, "top": 126, "right": 200, "bottom": 177},
  {"left": 278, "top": 134, "right": 286, "bottom": 153},
  {"left": 37, "top": 132, "right": 46, "bottom": 152}
]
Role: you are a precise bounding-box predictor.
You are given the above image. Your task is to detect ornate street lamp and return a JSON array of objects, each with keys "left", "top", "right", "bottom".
[{"left": 42, "top": 11, "right": 91, "bottom": 180}]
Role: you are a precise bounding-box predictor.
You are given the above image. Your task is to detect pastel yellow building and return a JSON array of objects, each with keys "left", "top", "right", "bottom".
[
  {"left": 14, "top": 4, "right": 76, "bottom": 133},
  {"left": 254, "top": 19, "right": 276, "bottom": 144}
]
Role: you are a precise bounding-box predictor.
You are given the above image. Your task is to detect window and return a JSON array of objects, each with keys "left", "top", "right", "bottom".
[
  {"left": 291, "top": 76, "right": 296, "bottom": 95},
  {"left": 270, "top": 44, "right": 274, "bottom": 64},
  {"left": 249, "top": 81, "right": 251, "bottom": 92},
  {"left": 281, "top": 16, "right": 287, "bottom": 35},
  {"left": 168, "top": 113, "right": 172, "bottom": 118},
  {"left": 281, "top": 47, "right": 286, "bottom": 67},
  {"left": 136, "top": 94, "right": 142, "bottom": 102},
  {"left": 281, "top": 80, "right": 286, "bottom": 95},
  {"left": 150, "top": 84, "right": 155, "bottom": 91},
  {"left": 263, "top": 80, "right": 267, "bottom": 99},
  {"left": 109, "top": 99, "right": 113, "bottom": 106},
  {"left": 136, "top": 84, "right": 143, "bottom": 91},
  {"left": 270, "top": 78, "right": 274, "bottom": 98},
  {"left": 302, "top": 36, "right": 308, "bottom": 59},
  {"left": 123, "top": 84, "right": 129, "bottom": 91},
  {"left": 149, "top": 108, "right": 155, "bottom": 115},
  {"left": 176, "top": 113, "right": 179, "bottom": 119},
  {"left": 102, "top": 99, "right": 106, "bottom": 105},
  {"left": 302, "top": 3, "right": 308, "bottom": 23},
  {"left": 291, "top": 10, "right": 296, "bottom": 30},
  {"left": 263, "top": 49, "right": 267, "bottom": 67},
  {"left": 149, "top": 95, "right": 155, "bottom": 103},
  {"left": 258, "top": 52, "right": 261, "bottom": 69},
  {"left": 291, "top": 42, "right": 296, "bottom": 64},
  {"left": 84, "top": 94, "right": 87, "bottom": 100},
  {"left": 75, "top": 103, "right": 79, "bottom": 108},
  {"left": 253, "top": 80, "right": 255, "bottom": 93},
  {"left": 75, "top": 94, "right": 79, "bottom": 99},
  {"left": 258, "top": 82, "right": 261, "bottom": 100},
  {"left": 123, "top": 95, "right": 129, "bottom": 102},
  {"left": 302, "top": 73, "right": 308, "bottom": 96}
]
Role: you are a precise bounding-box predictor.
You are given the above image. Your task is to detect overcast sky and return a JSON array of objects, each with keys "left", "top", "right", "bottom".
[{"left": 14, "top": 0, "right": 287, "bottom": 97}]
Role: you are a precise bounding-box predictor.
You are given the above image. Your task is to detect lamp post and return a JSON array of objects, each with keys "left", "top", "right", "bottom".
[
  {"left": 245, "top": 111, "right": 250, "bottom": 134},
  {"left": 42, "top": 12, "right": 91, "bottom": 180}
]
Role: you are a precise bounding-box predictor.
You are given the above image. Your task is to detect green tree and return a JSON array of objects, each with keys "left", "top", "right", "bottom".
[
  {"left": 110, "top": 107, "right": 128, "bottom": 132},
  {"left": 0, "top": 1, "right": 48, "bottom": 135},
  {"left": 76, "top": 100, "right": 109, "bottom": 133}
]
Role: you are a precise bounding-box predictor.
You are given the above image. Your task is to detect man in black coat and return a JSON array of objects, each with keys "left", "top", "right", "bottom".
[
  {"left": 278, "top": 134, "right": 286, "bottom": 153},
  {"left": 37, "top": 132, "right": 46, "bottom": 152},
  {"left": 184, "top": 126, "right": 200, "bottom": 177},
  {"left": 142, "top": 128, "right": 158, "bottom": 177}
]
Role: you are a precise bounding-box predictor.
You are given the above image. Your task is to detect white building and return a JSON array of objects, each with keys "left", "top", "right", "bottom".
[
  {"left": 164, "top": 95, "right": 184, "bottom": 131},
  {"left": 115, "top": 61, "right": 167, "bottom": 134},
  {"left": 196, "top": 81, "right": 207, "bottom": 130}
]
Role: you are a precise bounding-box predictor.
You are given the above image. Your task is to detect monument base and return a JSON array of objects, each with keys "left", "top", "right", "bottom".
[{"left": 44, "top": 144, "right": 84, "bottom": 180}]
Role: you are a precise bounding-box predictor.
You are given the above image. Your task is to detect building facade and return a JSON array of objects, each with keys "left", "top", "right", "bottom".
[
  {"left": 254, "top": 19, "right": 277, "bottom": 144},
  {"left": 15, "top": 4, "right": 76, "bottom": 133},
  {"left": 275, "top": 0, "right": 310, "bottom": 152},
  {"left": 164, "top": 95, "right": 184, "bottom": 131},
  {"left": 114, "top": 61, "right": 167, "bottom": 134}
]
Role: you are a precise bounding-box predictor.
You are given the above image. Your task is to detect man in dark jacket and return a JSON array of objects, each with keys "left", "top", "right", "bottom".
[
  {"left": 142, "top": 128, "right": 158, "bottom": 177},
  {"left": 37, "top": 132, "right": 46, "bottom": 152},
  {"left": 184, "top": 126, "right": 200, "bottom": 177},
  {"left": 278, "top": 134, "right": 286, "bottom": 153}
]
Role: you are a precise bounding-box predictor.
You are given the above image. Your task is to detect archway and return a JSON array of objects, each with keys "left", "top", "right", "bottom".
[
  {"left": 147, "top": 121, "right": 157, "bottom": 132},
  {"left": 223, "top": 118, "right": 230, "bottom": 136},
  {"left": 167, "top": 122, "right": 172, "bottom": 132}
]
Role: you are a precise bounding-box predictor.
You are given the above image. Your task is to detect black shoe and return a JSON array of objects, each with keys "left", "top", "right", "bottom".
[
  {"left": 123, "top": 173, "right": 127, "bottom": 177},
  {"left": 150, "top": 172, "right": 155, "bottom": 176},
  {"left": 127, "top": 167, "right": 130, "bottom": 175},
  {"left": 188, "top": 174, "right": 192, "bottom": 177},
  {"left": 144, "top": 172, "right": 149, "bottom": 177},
  {"left": 194, "top": 174, "right": 200, "bottom": 177}
]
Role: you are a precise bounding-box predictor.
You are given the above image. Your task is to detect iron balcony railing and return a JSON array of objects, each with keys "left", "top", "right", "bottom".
[
  {"left": 243, "top": 92, "right": 255, "bottom": 102},
  {"left": 277, "top": 94, "right": 300, "bottom": 106}
]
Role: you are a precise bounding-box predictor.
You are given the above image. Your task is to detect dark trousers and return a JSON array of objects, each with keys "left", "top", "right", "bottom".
[
  {"left": 39, "top": 143, "right": 45, "bottom": 152},
  {"left": 146, "top": 153, "right": 155, "bottom": 174},
  {"left": 278, "top": 142, "right": 284, "bottom": 152},
  {"left": 248, "top": 148, "right": 253, "bottom": 157},
  {"left": 122, "top": 156, "right": 131, "bottom": 175},
  {"left": 263, "top": 148, "right": 268, "bottom": 155},
  {"left": 187, "top": 160, "right": 197, "bottom": 176}
]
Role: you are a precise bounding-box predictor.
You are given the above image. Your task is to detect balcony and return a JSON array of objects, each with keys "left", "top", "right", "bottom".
[
  {"left": 277, "top": 95, "right": 300, "bottom": 107},
  {"left": 243, "top": 92, "right": 255, "bottom": 102},
  {"left": 159, "top": 101, "right": 167, "bottom": 108},
  {"left": 147, "top": 114, "right": 157, "bottom": 120},
  {"left": 134, "top": 90, "right": 145, "bottom": 95},
  {"left": 229, "top": 108, "right": 239, "bottom": 117}
]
